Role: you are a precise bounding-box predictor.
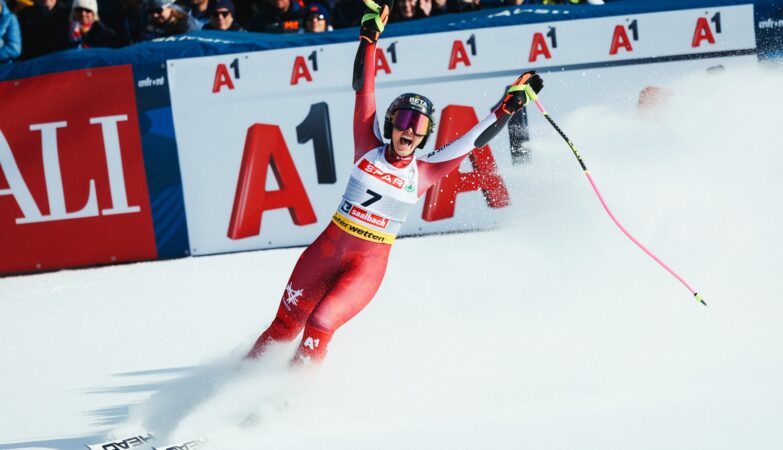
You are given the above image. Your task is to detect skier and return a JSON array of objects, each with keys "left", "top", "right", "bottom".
[{"left": 247, "top": 0, "right": 544, "bottom": 368}]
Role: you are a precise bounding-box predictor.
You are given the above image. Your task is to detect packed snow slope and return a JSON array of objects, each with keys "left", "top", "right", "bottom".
[{"left": 2, "top": 64, "right": 783, "bottom": 450}]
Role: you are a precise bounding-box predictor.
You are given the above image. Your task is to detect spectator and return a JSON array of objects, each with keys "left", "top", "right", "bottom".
[
  {"left": 246, "top": 0, "right": 304, "bottom": 33},
  {"left": 183, "top": 0, "right": 209, "bottom": 25},
  {"left": 144, "top": 0, "right": 200, "bottom": 39},
  {"left": 17, "top": 0, "right": 68, "bottom": 60},
  {"left": 420, "top": 0, "right": 447, "bottom": 17},
  {"left": 304, "top": 2, "right": 331, "bottom": 33},
  {"left": 202, "top": 0, "right": 242, "bottom": 30},
  {"left": 67, "top": 0, "right": 119, "bottom": 48},
  {"left": 390, "top": 0, "right": 439, "bottom": 21},
  {"left": 0, "top": 0, "right": 22, "bottom": 62},
  {"left": 390, "top": 0, "right": 420, "bottom": 22}
]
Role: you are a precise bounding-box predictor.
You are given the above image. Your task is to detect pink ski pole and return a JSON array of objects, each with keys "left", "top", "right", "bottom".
[{"left": 522, "top": 85, "right": 706, "bottom": 306}]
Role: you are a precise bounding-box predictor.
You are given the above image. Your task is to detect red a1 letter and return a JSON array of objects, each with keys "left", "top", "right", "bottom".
[
  {"left": 421, "top": 105, "right": 510, "bottom": 222},
  {"left": 448, "top": 40, "right": 471, "bottom": 70},
  {"left": 692, "top": 17, "right": 716, "bottom": 47},
  {"left": 609, "top": 25, "right": 633, "bottom": 55},
  {"left": 290, "top": 56, "right": 313, "bottom": 85},
  {"left": 375, "top": 48, "right": 392, "bottom": 75},
  {"left": 212, "top": 64, "right": 235, "bottom": 93},
  {"left": 528, "top": 32, "right": 552, "bottom": 63},
  {"left": 227, "top": 124, "right": 317, "bottom": 239}
]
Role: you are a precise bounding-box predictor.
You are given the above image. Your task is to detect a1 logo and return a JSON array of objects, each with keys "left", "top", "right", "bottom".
[
  {"left": 291, "top": 50, "right": 320, "bottom": 85},
  {"left": 304, "top": 336, "right": 320, "bottom": 350},
  {"left": 692, "top": 12, "right": 722, "bottom": 48},
  {"left": 213, "top": 57, "right": 241, "bottom": 93}
]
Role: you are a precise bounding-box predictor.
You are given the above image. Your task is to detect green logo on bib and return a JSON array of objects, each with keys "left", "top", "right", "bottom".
[{"left": 405, "top": 183, "right": 415, "bottom": 193}]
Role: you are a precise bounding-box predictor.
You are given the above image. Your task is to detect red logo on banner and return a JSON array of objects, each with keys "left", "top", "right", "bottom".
[
  {"left": 692, "top": 17, "right": 716, "bottom": 47},
  {"left": 449, "top": 40, "right": 472, "bottom": 70},
  {"left": 291, "top": 56, "right": 313, "bottom": 85},
  {"left": 610, "top": 25, "right": 634, "bottom": 55},
  {"left": 422, "top": 105, "right": 509, "bottom": 221},
  {"left": 529, "top": 32, "right": 552, "bottom": 63},
  {"left": 213, "top": 63, "right": 235, "bottom": 93},
  {"left": 0, "top": 66, "right": 156, "bottom": 273},
  {"left": 227, "top": 124, "right": 317, "bottom": 240},
  {"left": 358, "top": 159, "right": 404, "bottom": 189}
]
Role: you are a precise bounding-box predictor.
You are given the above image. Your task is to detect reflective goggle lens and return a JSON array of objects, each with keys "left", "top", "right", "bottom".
[{"left": 392, "top": 110, "right": 431, "bottom": 136}]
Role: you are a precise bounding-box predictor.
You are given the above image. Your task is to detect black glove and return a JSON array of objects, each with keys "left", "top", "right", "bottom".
[
  {"left": 360, "top": 0, "right": 394, "bottom": 43},
  {"left": 500, "top": 71, "right": 544, "bottom": 115}
]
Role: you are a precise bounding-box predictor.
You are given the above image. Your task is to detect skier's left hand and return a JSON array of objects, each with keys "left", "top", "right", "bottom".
[
  {"left": 360, "top": 0, "right": 394, "bottom": 43},
  {"left": 500, "top": 71, "right": 544, "bottom": 114}
]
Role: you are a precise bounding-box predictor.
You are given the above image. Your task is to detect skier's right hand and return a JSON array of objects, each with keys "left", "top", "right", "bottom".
[{"left": 360, "top": 0, "right": 394, "bottom": 43}]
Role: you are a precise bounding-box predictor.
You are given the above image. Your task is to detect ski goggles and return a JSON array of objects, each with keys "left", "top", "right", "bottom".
[{"left": 392, "top": 110, "right": 431, "bottom": 136}]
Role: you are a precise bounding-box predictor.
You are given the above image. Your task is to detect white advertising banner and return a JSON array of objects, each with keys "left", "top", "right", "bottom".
[{"left": 168, "top": 5, "right": 756, "bottom": 256}]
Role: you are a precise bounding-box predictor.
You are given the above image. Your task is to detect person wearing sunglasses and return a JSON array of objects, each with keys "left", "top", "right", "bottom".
[
  {"left": 303, "top": 2, "right": 331, "bottom": 33},
  {"left": 201, "top": 0, "right": 242, "bottom": 31},
  {"left": 143, "top": 0, "right": 200, "bottom": 40},
  {"left": 247, "top": 0, "right": 543, "bottom": 368},
  {"left": 66, "top": 0, "right": 119, "bottom": 49}
]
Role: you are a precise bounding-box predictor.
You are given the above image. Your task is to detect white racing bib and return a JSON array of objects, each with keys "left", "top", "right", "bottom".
[{"left": 332, "top": 146, "right": 419, "bottom": 244}]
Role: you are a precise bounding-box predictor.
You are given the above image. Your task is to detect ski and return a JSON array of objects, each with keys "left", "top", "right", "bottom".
[
  {"left": 86, "top": 431, "right": 209, "bottom": 450},
  {"left": 85, "top": 410, "right": 266, "bottom": 450},
  {"left": 85, "top": 432, "right": 155, "bottom": 450}
]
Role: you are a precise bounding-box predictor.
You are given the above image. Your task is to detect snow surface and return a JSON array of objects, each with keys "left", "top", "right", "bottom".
[{"left": 2, "top": 64, "right": 783, "bottom": 450}]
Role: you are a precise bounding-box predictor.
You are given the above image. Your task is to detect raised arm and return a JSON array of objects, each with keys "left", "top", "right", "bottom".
[
  {"left": 417, "top": 71, "right": 544, "bottom": 196},
  {"left": 351, "top": 0, "right": 393, "bottom": 163},
  {"left": 352, "top": 40, "right": 383, "bottom": 161}
]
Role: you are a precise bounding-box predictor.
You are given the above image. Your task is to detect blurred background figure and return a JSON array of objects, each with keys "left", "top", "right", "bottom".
[
  {"left": 420, "top": 0, "right": 446, "bottom": 17},
  {"left": 304, "top": 2, "right": 331, "bottom": 33},
  {"left": 246, "top": 0, "right": 304, "bottom": 33},
  {"left": 182, "top": 0, "right": 209, "bottom": 26},
  {"left": 16, "top": 0, "right": 67, "bottom": 60},
  {"left": 67, "top": 0, "right": 119, "bottom": 48},
  {"left": 202, "top": 0, "right": 242, "bottom": 30},
  {"left": 390, "top": 0, "right": 426, "bottom": 22},
  {"left": 0, "top": 0, "right": 22, "bottom": 62},
  {"left": 144, "top": 0, "right": 200, "bottom": 39}
]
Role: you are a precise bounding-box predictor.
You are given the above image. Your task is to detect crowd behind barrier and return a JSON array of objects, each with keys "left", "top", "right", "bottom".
[{"left": 0, "top": 0, "right": 609, "bottom": 63}]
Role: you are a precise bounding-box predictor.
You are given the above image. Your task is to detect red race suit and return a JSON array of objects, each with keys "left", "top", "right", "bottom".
[{"left": 248, "top": 40, "right": 516, "bottom": 367}]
